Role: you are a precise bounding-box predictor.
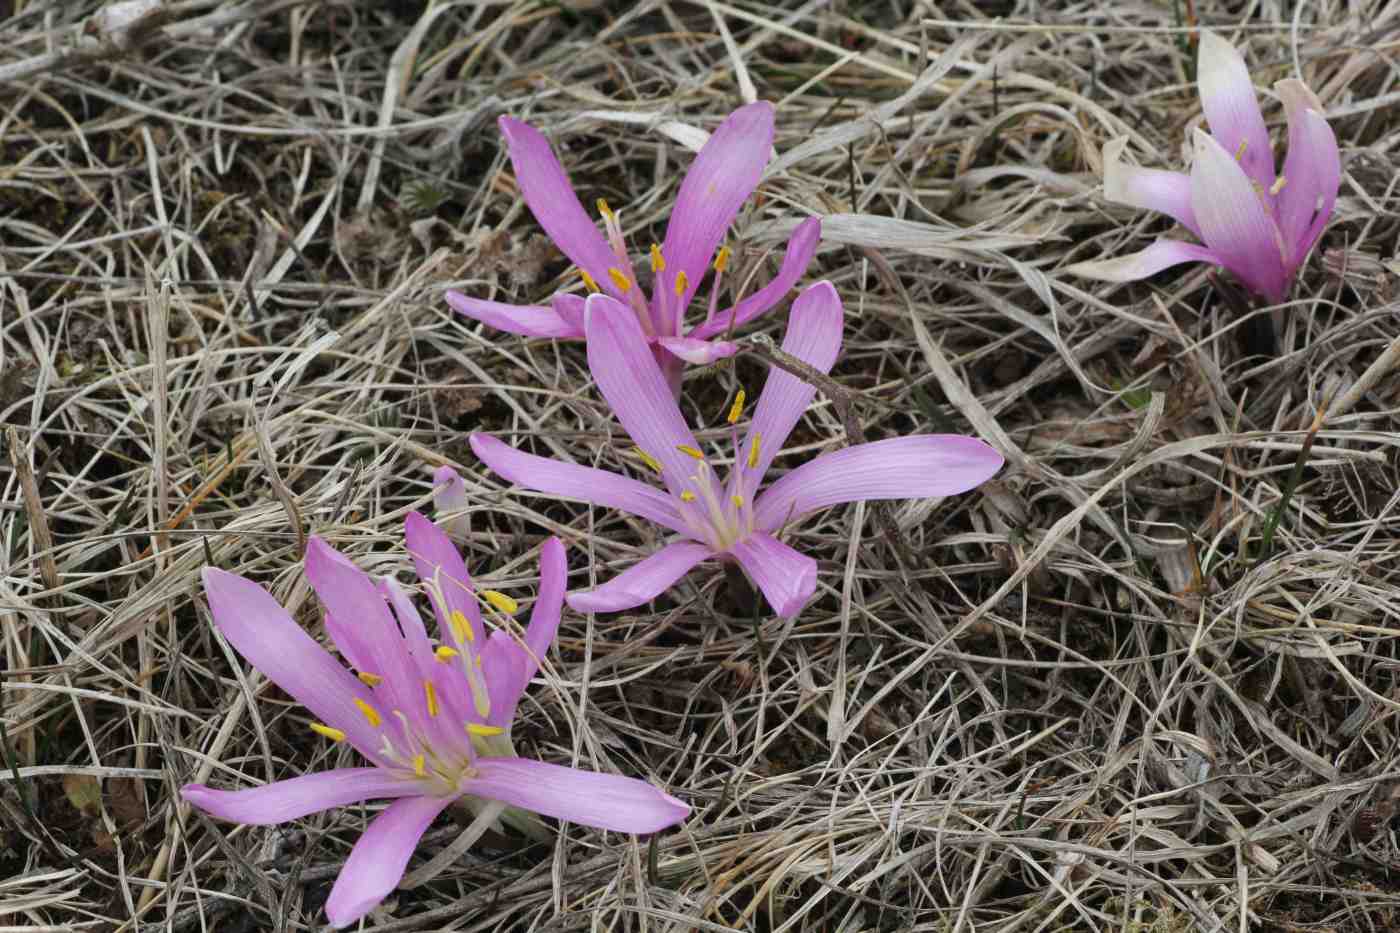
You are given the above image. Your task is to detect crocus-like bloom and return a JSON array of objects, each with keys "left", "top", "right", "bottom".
[
  {"left": 182, "top": 515, "right": 688, "bottom": 928},
  {"left": 1067, "top": 30, "right": 1340, "bottom": 303},
  {"left": 471, "top": 282, "right": 1004, "bottom": 618},
  {"left": 446, "top": 101, "right": 822, "bottom": 390}
]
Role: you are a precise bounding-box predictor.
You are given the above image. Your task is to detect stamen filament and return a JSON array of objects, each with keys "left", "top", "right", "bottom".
[{"left": 310, "top": 722, "right": 346, "bottom": 742}]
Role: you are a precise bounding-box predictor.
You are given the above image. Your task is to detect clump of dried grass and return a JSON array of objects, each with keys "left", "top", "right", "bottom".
[{"left": 2, "top": 1, "right": 1400, "bottom": 930}]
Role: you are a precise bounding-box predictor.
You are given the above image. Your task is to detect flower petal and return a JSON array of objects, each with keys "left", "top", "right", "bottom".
[
  {"left": 1063, "top": 239, "right": 1223, "bottom": 283},
  {"left": 583, "top": 294, "right": 701, "bottom": 496},
  {"left": 323, "top": 794, "right": 454, "bottom": 929},
  {"left": 552, "top": 292, "right": 587, "bottom": 333},
  {"left": 1100, "top": 137, "right": 1201, "bottom": 238},
  {"left": 498, "top": 116, "right": 618, "bottom": 290},
  {"left": 467, "top": 758, "right": 688, "bottom": 833},
  {"left": 753, "top": 435, "right": 1004, "bottom": 532},
  {"left": 566, "top": 540, "right": 714, "bottom": 614},
  {"left": 479, "top": 631, "right": 530, "bottom": 729},
  {"left": 687, "top": 216, "right": 823, "bottom": 341},
  {"left": 403, "top": 511, "right": 484, "bottom": 652},
  {"left": 1190, "top": 128, "right": 1288, "bottom": 301},
  {"left": 432, "top": 465, "right": 470, "bottom": 541},
  {"left": 655, "top": 336, "right": 738, "bottom": 365},
  {"left": 1197, "top": 31, "right": 1275, "bottom": 194},
  {"left": 1274, "top": 78, "right": 1340, "bottom": 272},
  {"left": 741, "top": 281, "right": 844, "bottom": 485},
  {"left": 305, "top": 537, "right": 421, "bottom": 717},
  {"left": 659, "top": 101, "right": 774, "bottom": 312},
  {"left": 525, "top": 537, "right": 566, "bottom": 666},
  {"left": 470, "top": 433, "right": 688, "bottom": 535},
  {"left": 445, "top": 292, "right": 581, "bottom": 340},
  {"left": 182, "top": 769, "right": 417, "bottom": 826},
  {"left": 201, "top": 567, "right": 379, "bottom": 756},
  {"left": 728, "top": 532, "right": 817, "bottom": 619}
]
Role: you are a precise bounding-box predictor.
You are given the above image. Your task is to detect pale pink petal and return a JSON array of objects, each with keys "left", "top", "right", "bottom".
[
  {"left": 305, "top": 537, "right": 421, "bottom": 717},
  {"left": 1063, "top": 239, "right": 1223, "bottom": 282},
  {"left": 182, "top": 770, "right": 418, "bottom": 826},
  {"left": 1274, "top": 79, "right": 1340, "bottom": 271},
  {"left": 1197, "top": 31, "right": 1275, "bottom": 194},
  {"left": 524, "top": 537, "right": 566, "bottom": 665},
  {"left": 470, "top": 433, "right": 688, "bottom": 535},
  {"left": 380, "top": 570, "right": 473, "bottom": 753},
  {"left": 403, "top": 511, "right": 484, "bottom": 653},
  {"left": 467, "top": 758, "right": 688, "bottom": 833},
  {"left": 727, "top": 532, "right": 817, "bottom": 619},
  {"left": 445, "top": 291, "right": 582, "bottom": 339},
  {"left": 566, "top": 540, "right": 713, "bottom": 614},
  {"left": 552, "top": 292, "right": 587, "bottom": 333},
  {"left": 323, "top": 794, "right": 454, "bottom": 929},
  {"left": 201, "top": 567, "right": 380, "bottom": 756},
  {"left": 741, "top": 281, "right": 843, "bottom": 484},
  {"left": 687, "top": 216, "right": 823, "bottom": 341},
  {"left": 479, "top": 631, "right": 530, "bottom": 728},
  {"left": 659, "top": 102, "right": 774, "bottom": 312},
  {"left": 431, "top": 465, "right": 468, "bottom": 517},
  {"left": 583, "top": 295, "right": 701, "bottom": 496},
  {"left": 498, "top": 116, "right": 618, "bottom": 291},
  {"left": 1190, "top": 128, "right": 1288, "bottom": 301},
  {"left": 753, "top": 435, "right": 1004, "bottom": 532},
  {"left": 655, "top": 336, "right": 738, "bottom": 365},
  {"left": 1101, "top": 137, "right": 1201, "bottom": 238}
]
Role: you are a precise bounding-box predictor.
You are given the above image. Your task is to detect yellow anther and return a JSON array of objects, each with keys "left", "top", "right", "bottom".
[
  {"left": 747, "top": 434, "right": 761, "bottom": 469},
  {"left": 714, "top": 245, "right": 731, "bottom": 273},
  {"left": 677, "top": 444, "right": 705, "bottom": 460},
  {"left": 732, "top": 495, "right": 744, "bottom": 508},
  {"left": 357, "top": 672, "right": 382, "bottom": 688},
  {"left": 596, "top": 198, "right": 614, "bottom": 221},
  {"left": 434, "top": 646, "right": 460, "bottom": 662},
  {"left": 608, "top": 268, "right": 632, "bottom": 293},
  {"left": 1269, "top": 175, "right": 1287, "bottom": 196},
  {"left": 580, "top": 269, "right": 600, "bottom": 293},
  {"left": 482, "top": 590, "right": 518, "bottom": 614},
  {"left": 674, "top": 269, "right": 689, "bottom": 298},
  {"left": 413, "top": 754, "right": 426, "bottom": 777},
  {"left": 467, "top": 722, "right": 504, "bottom": 737},
  {"left": 309, "top": 722, "right": 346, "bottom": 742},
  {"left": 650, "top": 243, "right": 666, "bottom": 273},
  {"left": 474, "top": 656, "right": 483, "bottom": 669},
  {"left": 1234, "top": 139, "right": 1248, "bottom": 161},
  {"left": 449, "top": 609, "right": 476, "bottom": 644},
  {"left": 680, "top": 490, "right": 697, "bottom": 502},
  {"left": 354, "top": 698, "right": 382, "bottom": 728},
  {"left": 424, "top": 680, "right": 439, "bottom": 718},
  {"left": 727, "top": 389, "right": 746, "bottom": 425},
  {"left": 632, "top": 446, "right": 663, "bottom": 475}
]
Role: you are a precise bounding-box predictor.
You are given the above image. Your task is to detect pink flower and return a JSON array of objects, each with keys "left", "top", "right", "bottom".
[
  {"left": 1067, "top": 31, "right": 1340, "bottom": 303},
  {"left": 446, "top": 101, "right": 822, "bottom": 390},
  {"left": 471, "top": 282, "right": 1003, "bottom": 619},
  {"left": 181, "top": 515, "right": 687, "bottom": 928}
]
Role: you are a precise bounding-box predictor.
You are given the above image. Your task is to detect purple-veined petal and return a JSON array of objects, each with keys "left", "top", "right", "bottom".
[
  {"left": 404, "top": 511, "right": 484, "bottom": 653},
  {"left": 1100, "top": 137, "right": 1201, "bottom": 238},
  {"left": 552, "top": 292, "right": 587, "bottom": 333},
  {"left": 741, "top": 281, "right": 844, "bottom": 485},
  {"left": 753, "top": 435, "right": 1004, "bottom": 532},
  {"left": 182, "top": 769, "right": 418, "bottom": 826},
  {"left": 655, "top": 336, "right": 738, "bottom": 365},
  {"left": 566, "top": 540, "right": 714, "bottom": 614},
  {"left": 659, "top": 102, "right": 775, "bottom": 315},
  {"left": 201, "top": 567, "right": 380, "bottom": 757},
  {"left": 727, "top": 532, "right": 817, "bottom": 619},
  {"left": 323, "top": 794, "right": 455, "bottom": 929},
  {"left": 1275, "top": 78, "right": 1340, "bottom": 272},
  {"left": 1189, "top": 128, "right": 1288, "bottom": 302},
  {"left": 445, "top": 291, "right": 582, "bottom": 339},
  {"left": 498, "top": 116, "right": 619, "bottom": 293},
  {"left": 687, "top": 216, "right": 823, "bottom": 341},
  {"left": 470, "top": 433, "right": 688, "bottom": 535},
  {"left": 479, "top": 631, "right": 529, "bottom": 728},
  {"left": 525, "top": 537, "right": 566, "bottom": 666},
  {"left": 379, "top": 573, "right": 474, "bottom": 755},
  {"left": 1197, "top": 31, "right": 1275, "bottom": 195},
  {"left": 467, "top": 758, "right": 688, "bottom": 833},
  {"left": 584, "top": 295, "right": 701, "bottom": 496},
  {"left": 305, "top": 537, "right": 422, "bottom": 718},
  {"left": 1063, "top": 239, "right": 1223, "bottom": 283}
]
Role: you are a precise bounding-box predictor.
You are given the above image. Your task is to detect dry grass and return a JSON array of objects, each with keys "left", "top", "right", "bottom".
[{"left": 3, "top": 0, "right": 1400, "bottom": 930}]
